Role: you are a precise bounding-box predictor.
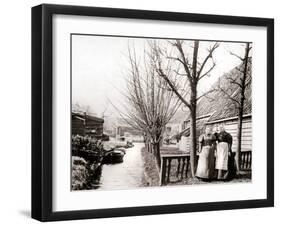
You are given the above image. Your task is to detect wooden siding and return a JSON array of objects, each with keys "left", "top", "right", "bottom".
[
  {"left": 85, "top": 122, "right": 103, "bottom": 138},
  {"left": 217, "top": 117, "right": 251, "bottom": 152},
  {"left": 179, "top": 117, "right": 252, "bottom": 153},
  {"left": 72, "top": 113, "right": 104, "bottom": 139},
  {"left": 179, "top": 136, "right": 190, "bottom": 152},
  {"left": 72, "top": 117, "right": 85, "bottom": 136}
]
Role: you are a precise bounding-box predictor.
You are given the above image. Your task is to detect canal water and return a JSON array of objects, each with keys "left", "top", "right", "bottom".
[{"left": 94, "top": 142, "right": 147, "bottom": 190}]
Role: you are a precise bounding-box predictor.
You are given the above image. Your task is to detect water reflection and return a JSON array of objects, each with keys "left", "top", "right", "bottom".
[{"left": 89, "top": 143, "right": 147, "bottom": 190}]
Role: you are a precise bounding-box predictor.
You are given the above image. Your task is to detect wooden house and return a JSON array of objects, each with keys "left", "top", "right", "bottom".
[
  {"left": 72, "top": 112, "right": 104, "bottom": 139},
  {"left": 178, "top": 63, "right": 252, "bottom": 154}
]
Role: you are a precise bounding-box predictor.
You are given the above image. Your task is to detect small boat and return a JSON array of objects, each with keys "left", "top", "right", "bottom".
[
  {"left": 103, "top": 148, "right": 126, "bottom": 164},
  {"left": 125, "top": 141, "right": 134, "bottom": 148}
]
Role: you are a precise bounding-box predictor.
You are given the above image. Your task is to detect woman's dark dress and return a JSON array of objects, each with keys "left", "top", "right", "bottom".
[{"left": 196, "top": 134, "right": 217, "bottom": 179}]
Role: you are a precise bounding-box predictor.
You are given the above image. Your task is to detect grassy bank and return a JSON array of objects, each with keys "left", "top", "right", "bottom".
[{"left": 140, "top": 147, "right": 160, "bottom": 186}]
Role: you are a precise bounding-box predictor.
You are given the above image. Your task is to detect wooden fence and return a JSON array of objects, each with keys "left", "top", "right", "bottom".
[
  {"left": 240, "top": 151, "right": 252, "bottom": 170},
  {"left": 160, "top": 154, "right": 190, "bottom": 185},
  {"left": 160, "top": 151, "right": 252, "bottom": 185}
]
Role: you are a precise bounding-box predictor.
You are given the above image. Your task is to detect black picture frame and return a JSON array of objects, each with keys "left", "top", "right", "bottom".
[{"left": 32, "top": 3, "right": 274, "bottom": 222}]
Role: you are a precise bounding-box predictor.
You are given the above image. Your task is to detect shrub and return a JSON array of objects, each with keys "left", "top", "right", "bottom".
[{"left": 71, "top": 156, "right": 89, "bottom": 190}]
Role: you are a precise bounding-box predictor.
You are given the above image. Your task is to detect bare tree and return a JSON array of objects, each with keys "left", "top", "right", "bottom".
[
  {"left": 115, "top": 44, "right": 182, "bottom": 168},
  {"left": 217, "top": 42, "right": 252, "bottom": 172},
  {"left": 150, "top": 40, "right": 219, "bottom": 177}
]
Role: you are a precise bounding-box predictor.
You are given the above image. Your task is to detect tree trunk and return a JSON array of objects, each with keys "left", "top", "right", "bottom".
[
  {"left": 144, "top": 136, "right": 151, "bottom": 153},
  {"left": 153, "top": 142, "right": 161, "bottom": 169},
  {"left": 189, "top": 41, "right": 199, "bottom": 178},
  {"left": 189, "top": 85, "right": 197, "bottom": 178},
  {"left": 236, "top": 108, "right": 243, "bottom": 172},
  {"left": 189, "top": 108, "right": 197, "bottom": 178},
  {"left": 235, "top": 42, "right": 250, "bottom": 173}
]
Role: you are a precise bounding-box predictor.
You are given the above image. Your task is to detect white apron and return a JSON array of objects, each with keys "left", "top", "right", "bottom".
[{"left": 216, "top": 142, "right": 229, "bottom": 170}]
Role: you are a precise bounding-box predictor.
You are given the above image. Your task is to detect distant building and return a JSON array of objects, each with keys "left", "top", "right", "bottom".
[
  {"left": 177, "top": 63, "right": 252, "bottom": 153},
  {"left": 72, "top": 112, "right": 104, "bottom": 139},
  {"left": 163, "top": 123, "right": 181, "bottom": 144},
  {"left": 116, "top": 125, "right": 144, "bottom": 142}
]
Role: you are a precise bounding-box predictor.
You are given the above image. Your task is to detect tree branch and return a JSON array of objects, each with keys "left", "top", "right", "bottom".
[
  {"left": 229, "top": 51, "right": 244, "bottom": 61},
  {"left": 157, "top": 67, "right": 191, "bottom": 109},
  {"left": 196, "top": 88, "right": 216, "bottom": 101},
  {"left": 217, "top": 86, "right": 240, "bottom": 105},
  {"left": 198, "top": 61, "right": 216, "bottom": 81},
  {"left": 174, "top": 40, "right": 192, "bottom": 80},
  {"left": 197, "top": 42, "right": 219, "bottom": 79},
  {"left": 227, "top": 76, "right": 243, "bottom": 88}
]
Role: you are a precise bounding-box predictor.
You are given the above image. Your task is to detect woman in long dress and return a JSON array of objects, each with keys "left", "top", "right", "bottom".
[
  {"left": 196, "top": 127, "right": 217, "bottom": 181},
  {"left": 215, "top": 126, "right": 233, "bottom": 180}
]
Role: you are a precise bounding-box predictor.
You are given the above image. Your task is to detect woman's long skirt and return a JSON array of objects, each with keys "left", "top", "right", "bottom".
[{"left": 196, "top": 146, "right": 215, "bottom": 179}]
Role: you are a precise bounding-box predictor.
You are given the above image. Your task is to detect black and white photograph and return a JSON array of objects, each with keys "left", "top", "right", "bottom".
[
  {"left": 29, "top": 3, "right": 274, "bottom": 222},
  {"left": 0, "top": 0, "right": 277, "bottom": 224},
  {"left": 71, "top": 35, "right": 252, "bottom": 191}
]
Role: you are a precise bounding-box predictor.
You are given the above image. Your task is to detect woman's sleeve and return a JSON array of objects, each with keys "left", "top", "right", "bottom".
[
  {"left": 199, "top": 135, "right": 204, "bottom": 143},
  {"left": 228, "top": 133, "right": 233, "bottom": 145},
  {"left": 212, "top": 133, "right": 217, "bottom": 141}
]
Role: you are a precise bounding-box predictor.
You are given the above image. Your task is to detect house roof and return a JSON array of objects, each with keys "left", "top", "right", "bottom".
[
  {"left": 174, "top": 114, "right": 210, "bottom": 138},
  {"left": 184, "top": 61, "right": 252, "bottom": 123},
  {"left": 72, "top": 112, "right": 104, "bottom": 123}
]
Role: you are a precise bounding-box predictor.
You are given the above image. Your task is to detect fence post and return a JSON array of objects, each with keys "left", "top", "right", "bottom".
[{"left": 160, "top": 157, "right": 166, "bottom": 185}]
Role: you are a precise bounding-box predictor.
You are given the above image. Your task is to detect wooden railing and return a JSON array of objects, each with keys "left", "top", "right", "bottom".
[
  {"left": 160, "top": 154, "right": 190, "bottom": 185},
  {"left": 160, "top": 150, "right": 252, "bottom": 185},
  {"left": 240, "top": 151, "right": 252, "bottom": 170}
]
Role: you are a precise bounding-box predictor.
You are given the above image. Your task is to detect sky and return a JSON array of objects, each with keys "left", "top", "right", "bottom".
[{"left": 72, "top": 35, "right": 248, "bottom": 118}]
